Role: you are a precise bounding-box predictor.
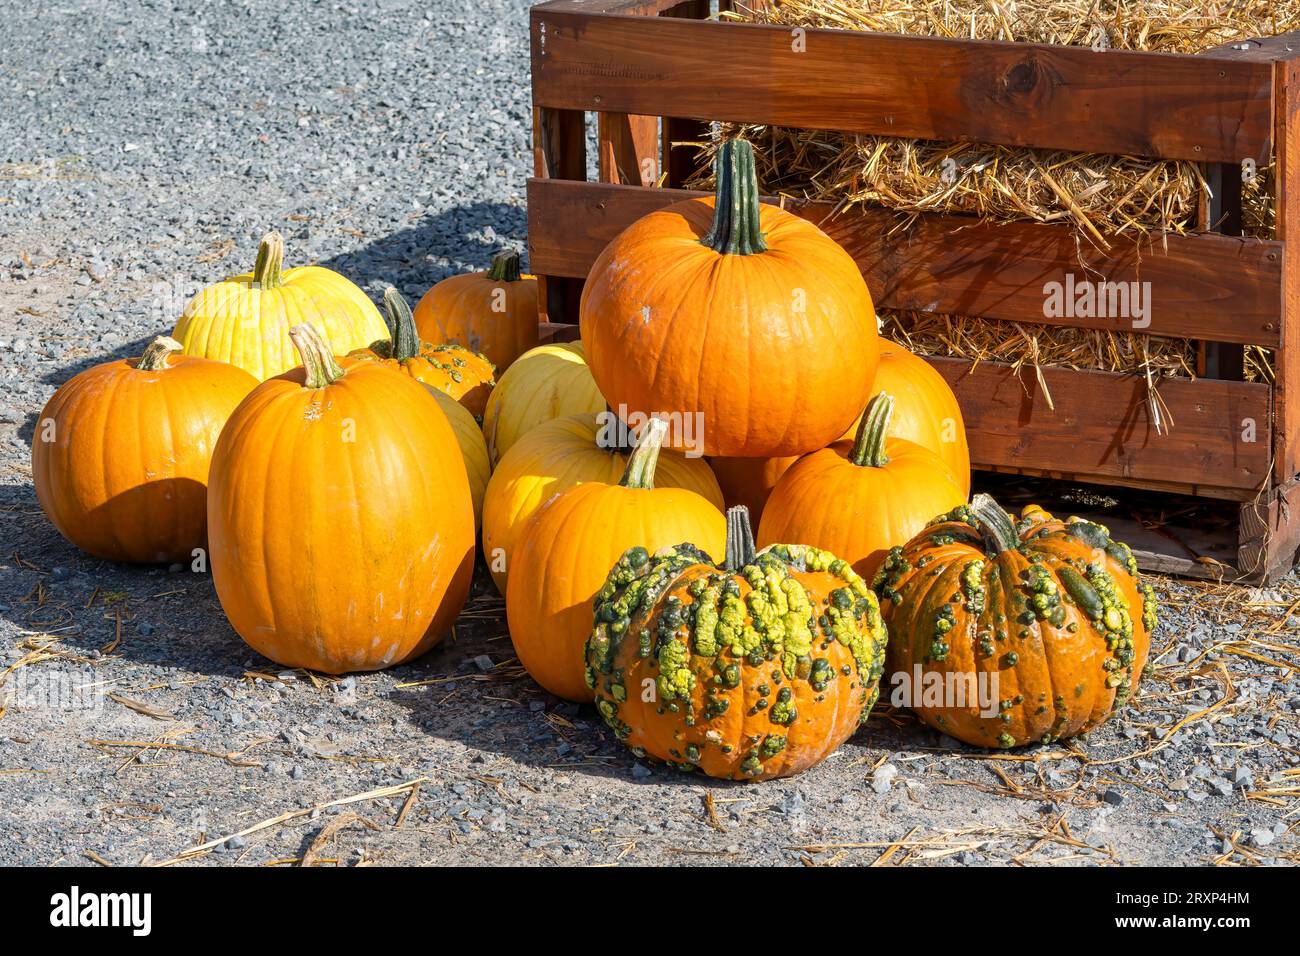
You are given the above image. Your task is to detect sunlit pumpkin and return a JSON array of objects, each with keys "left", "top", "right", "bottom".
[
  {"left": 873, "top": 495, "right": 1158, "bottom": 748},
  {"left": 430, "top": 389, "right": 490, "bottom": 533},
  {"left": 413, "top": 250, "right": 539, "bottom": 373},
  {"left": 586, "top": 505, "right": 889, "bottom": 781},
  {"left": 506, "top": 419, "right": 726, "bottom": 701},
  {"left": 708, "top": 454, "right": 799, "bottom": 524},
  {"left": 207, "top": 324, "right": 474, "bottom": 673},
  {"left": 172, "top": 231, "right": 387, "bottom": 381},
  {"left": 580, "top": 138, "right": 879, "bottom": 457},
  {"left": 481, "top": 340, "right": 604, "bottom": 465},
  {"left": 32, "top": 336, "right": 256, "bottom": 563}
]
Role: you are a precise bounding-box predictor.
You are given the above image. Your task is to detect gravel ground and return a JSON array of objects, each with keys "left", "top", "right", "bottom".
[{"left": 2, "top": 0, "right": 1299, "bottom": 867}]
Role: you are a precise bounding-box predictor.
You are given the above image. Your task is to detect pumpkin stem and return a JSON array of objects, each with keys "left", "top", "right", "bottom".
[
  {"left": 700, "top": 138, "right": 768, "bottom": 256},
  {"left": 725, "top": 506, "right": 757, "bottom": 571},
  {"left": 289, "top": 323, "right": 346, "bottom": 389},
  {"left": 968, "top": 493, "right": 1020, "bottom": 554},
  {"left": 849, "top": 393, "right": 894, "bottom": 468},
  {"left": 619, "top": 417, "right": 668, "bottom": 490},
  {"left": 252, "top": 231, "right": 285, "bottom": 290},
  {"left": 486, "top": 249, "right": 522, "bottom": 282},
  {"left": 136, "top": 335, "right": 183, "bottom": 371},
  {"left": 383, "top": 287, "right": 421, "bottom": 362}
]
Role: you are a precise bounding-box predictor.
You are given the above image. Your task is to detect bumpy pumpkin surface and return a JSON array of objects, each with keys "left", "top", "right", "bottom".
[
  {"left": 348, "top": 287, "right": 496, "bottom": 417},
  {"left": 482, "top": 340, "right": 604, "bottom": 465},
  {"left": 413, "top": 250, "right": 539, "bottom": 374},
  {"left": 172, "top": 231, "right": 387, "bottom": 381},
  {"left": 32, "top": 337, "right": 257, "bottom": 564},
  {"left": 208, "top": 324, "right": 474, "bottom": 674},
  {"left": 873, "top": 495, "right": 1158, "bottom": 748},
  {"left": 580, "top": 138, "right": 879, "bottom": 458},
  {"left": 482, "top": 412, "right": 724, "bottom": 594},
  {"left": 586, "top": 506, "right": 889, "bottom": 781}
]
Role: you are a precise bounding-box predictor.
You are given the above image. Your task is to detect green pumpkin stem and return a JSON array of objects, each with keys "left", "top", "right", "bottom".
[
  {"left": 619, "top": 417, "right": 668, "bottom": 490},
  {"left": 725, "top": 506, "right": 757, "bottom": 572},
  {"left": 486, "top": 249, "right": 522, "bottom": 282},
  {"left": 968, "top": 493, "right": 1020, "bottom": 554},
  {"left": 849, "top": 393, "right": 895, "bottom": 467},
  {"left": 136, "top": 336, "right": 183, "bottom": 371},
  {"left": 289, "top": 323, "right": 345, "bottom": 389},
  {"left": 383, "top": 287, "right": 420, "bottom": 362},
  {"left": 252, "top": 231, "right": 285, "bottom": 290},
  {"left": 700, "top": 138, "right": 768, "bottom": 256}
]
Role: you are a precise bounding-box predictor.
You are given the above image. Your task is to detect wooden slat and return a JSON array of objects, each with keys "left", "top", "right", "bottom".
[
  {"left": 531, "top": 107, "right": 588, "bottom": 326},
  {"left": 931, "top": 358, "right": 1271, "bottom": 492},
  {"left": 1274, "top": 59, "right": 1300, "bottom": 485},
  {"left": 531, "top": 7, "right": 1274, "bottom": 164},
  {"left": 1238, "top": 476, "right": 1300, "bottom": 582},
  {"left": 526, "top": 178, "right": 1284, "bottom": 346},
  {"left": 597, "top": 113, "right": 659, "bottom": 185},
  {"left": 1203, "top": 31, "right": 1300, "bottom": 61}
]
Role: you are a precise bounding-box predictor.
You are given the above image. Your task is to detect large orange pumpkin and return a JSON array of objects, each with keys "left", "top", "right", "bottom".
[
  {"left": 838, "top": 341, "right": 970, "bottom": 493},
  {"left": 873, "top": 495, "right": 1158, "bottom": 748},
  {"left": 506, "top": 419, "right": 726, "bottom": 701},
  {"left": 580, "top": 138, "right": 879, "bottom": 457},
  {"left": 708, "top": 454, "right": 799, "bottom": 524},
  {"left": 413, "top": 250, "right": 539, "bottom": 373},
  {"left": 32, "top": 336, "right": 256, "bottom": 563},
  {"left": 585, "top": 506, "right": 889, "bottom": 781},
  {"left": 207, "top": 324, "right": 474, "bottom": 674},
  {"left": 482, "top": 412, "right": 724, "bottom": 594},
  {"left": 759, "top": 393, "right": 967, "bottom": 581}
]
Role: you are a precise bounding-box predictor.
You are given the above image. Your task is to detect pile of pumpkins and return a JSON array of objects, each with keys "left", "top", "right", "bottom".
[{"left": 31, "top": 138, "right": 1158, "bottom": 782}]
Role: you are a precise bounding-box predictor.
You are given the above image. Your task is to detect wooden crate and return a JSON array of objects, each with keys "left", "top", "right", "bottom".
[{"left": 527, "top": 0, "right": 1300, "bottom": 583}]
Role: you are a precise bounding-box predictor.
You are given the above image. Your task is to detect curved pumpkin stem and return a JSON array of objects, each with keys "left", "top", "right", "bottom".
[
  {"left": 619, "top": 417, "right": 668, "bottom": 490},
  {"left": 486, "top": 249, "right": 522, "bottom": 282},
  {"left": 968, "top": 493, "right": 1020, "bottom": 555},
  {"left": 289, "top": 323, "right": 346, "bottom": 389},
  {"left": 700, "top": 138, "right": 768, "bottom": 256},
  {"left": 252, "top": 231, "right": 285, "bottom": 290},
  {"left": 382, "top": 287, "right": 421, "bottom": 362},
  {"left": 136, "top": 336, "right": 183, "bottom": 371},
  {"left": 725, "top": 505, "right": 757, "bottom": 571},
  {"left": 849, "top": 393, "right": 894, "bottom": 468}
]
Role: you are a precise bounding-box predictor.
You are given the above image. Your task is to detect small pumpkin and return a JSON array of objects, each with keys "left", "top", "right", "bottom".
[
  {"left": 430, "top": 388, "right": 490, "bottom": 533},
  {"left": 580, "top": 137, "right": 879, "bottom": 457},
  {"left": 349, "top": 287, "right": 495, "bottom": 417},
  {"left": 482, "top": 340, "right": 604, "bottom": 465},
  {"left": 482, "top": 412, "right": 725, "bottom": 594},
  {"left": 872, "top": 495, "right": 1157, "bottom": 748},
  {"left": 759, "top": 393, "right": 967, "bottom": 581},
  {"left": 506, "top": 419, "right": 726, "bottom": 701},
  {"left": 32, "top": 336, "right": 257, "bottom": 564},
  {"left": 586, "top": 506, "right": 889, "bottom": 781},
  {"left": 413, "top": 249, "right": 539, "bottom": 373},
  {"left": 708, "top": 454, "right": 799, "bottom": 524},
  {"left": 838, "top": 341, "right": 971, "bottom": 493},
  {"left": 208, "top": 324, "right": 474, "bottom": 674},
  {"left": 172, "top": 231, "right": 388, "bottom": 381}
]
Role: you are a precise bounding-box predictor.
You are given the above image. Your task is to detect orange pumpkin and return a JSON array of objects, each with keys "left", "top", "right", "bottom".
[
  {"left": 708, "top": 454, "right": 799, "bottom": 524},
  {"left": 413, "top": 250, "right": 539, "bottom": 374},
  {"left": 208, "top": 324, "right": 474, "bottom": 674},
  {"left": 349, "top": 288, "right": 495, "bottom": 418},
  {"left": 31, "top": 336, "right": 256, "bottom": 563},
  {"left": 873, "top": 495, "right": 1157, "bottom": 748},
  {"left": 506, "top": 419, "right": 726, "bottom": 701},
  {"left": 759, "top": 393, "right": 967, "bottom": 581},
  {"left": 838, "top": 341, "right": 970, "bottom": 493},
  {"left": 580, "top": 138, "right": 879, "bottom": 457},
  {"left": 482, "top": 412, "right": 724, "bottom": 594},
  {"left": 585, "top": 506, "right": 889, "bottom": 780}
]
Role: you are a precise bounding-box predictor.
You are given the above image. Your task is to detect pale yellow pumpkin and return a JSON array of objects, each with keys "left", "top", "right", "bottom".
[
  {"left": 481, "top": 341, "right": 604, "bottom": 465},
  {"left": 429, "top": 388, "right": 491, "bottom": 532}
]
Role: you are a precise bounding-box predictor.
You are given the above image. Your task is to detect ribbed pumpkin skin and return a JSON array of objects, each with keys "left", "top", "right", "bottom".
[
  {"left": 580, "top": 196, "right": 879, "bottom": 457},
  {"left": 507, "top": 484, "right": 725, "bottom": 702},
  {"left": 207, "top": 359, "right": 474, "bottom": 674},
  {"left": 32, "top": 351, "right": 256, "bottom": 563},
  {"left": 482, "top": 341, "right": 604, "bottom": 465},
  {"left": 174, "top": 265, "right": 386, "bottom": 382},
  {"left": 838, "top": 342, "right": 971, "bottom": 494},
  {"left": 708, "top": 455, "right": 799, "bottom": 524},
  {"left": 351, "top": 341, "right": 495, "bottom": 418},
  {"left": 413, "top": 270, "right": 539, "bottom": 374},
  {"left": 429, "top": 389, "right": 490, "bottom": 533},
  {"left": 585, "top": 541, "right": 888, "bottom": 781},
  {"left": 873, "top": 500, "right": 1157, "bottom": 748},
  {"left": 482, "top": 413, "right": 724, "bottom": 594}
]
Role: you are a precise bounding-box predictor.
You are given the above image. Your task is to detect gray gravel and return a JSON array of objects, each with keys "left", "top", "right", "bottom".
[{"left": 2, "top": 0, "right": 1299, "bottom": 866}]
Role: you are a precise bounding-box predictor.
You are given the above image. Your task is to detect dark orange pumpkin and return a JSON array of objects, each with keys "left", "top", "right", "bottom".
[{"left": 707, "top": 454, "right": 799, "bottom": 525}]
